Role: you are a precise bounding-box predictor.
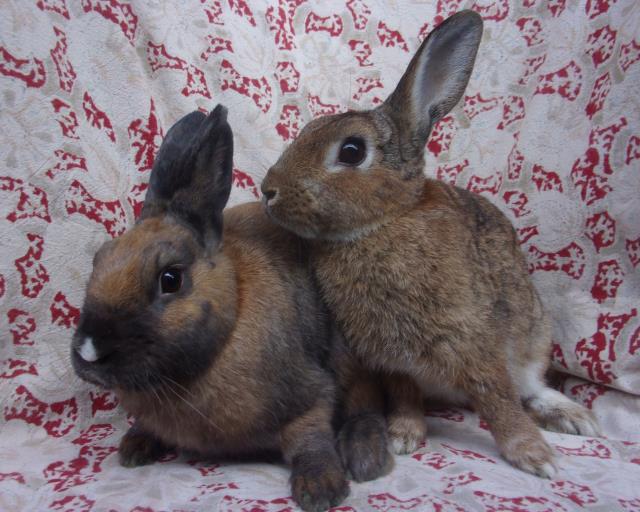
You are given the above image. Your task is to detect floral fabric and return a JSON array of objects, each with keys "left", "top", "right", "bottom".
[{"left": 1, "top": 0, "right": 639, "bottom": 510}]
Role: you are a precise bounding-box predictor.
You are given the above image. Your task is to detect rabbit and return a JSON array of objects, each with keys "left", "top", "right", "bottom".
[
  {"left": 70, "top": 105, "right": 351, "bottom": 512},
  {"left": 260, "top": 10, "right": 601, "bottom": 479}
]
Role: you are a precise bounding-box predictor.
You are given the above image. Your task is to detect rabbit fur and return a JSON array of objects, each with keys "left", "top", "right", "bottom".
[
  {"left": 71, "top": 106, "right": 355, "bottom": 512},
  {"left": 261, "top": 11, "right": 600, "bottom": 479}
]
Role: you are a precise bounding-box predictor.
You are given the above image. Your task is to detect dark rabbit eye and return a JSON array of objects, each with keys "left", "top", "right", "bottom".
[
  {"left": 338, "top": 137, "right": 366, "bottom": 166},
  {"left": 159, "top": 267, "right": 182, "bottom": 294}
]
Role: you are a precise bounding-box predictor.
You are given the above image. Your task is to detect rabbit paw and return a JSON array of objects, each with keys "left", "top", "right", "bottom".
[
  {"left": 119, "top": 427, "right": 168, "bottom": 468},
  {"left": 526, "top": 390, "right": 602, "bottom": 437},
  {"left": 501, "top": 434, "right": 558, "bottom": 479},
  {"left": 388, "top": 412, "right": 427, "bottom": 455},
  {"left": 291, "top": 452, "right": 349, "bottom": 512},
  {"left": 337, "top": 413, "right": 393, "bottom": 482}
]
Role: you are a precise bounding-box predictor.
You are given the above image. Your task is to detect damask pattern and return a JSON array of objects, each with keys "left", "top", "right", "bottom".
[{"left": 1, "top": 0, "right": 639, "bottom": 510}]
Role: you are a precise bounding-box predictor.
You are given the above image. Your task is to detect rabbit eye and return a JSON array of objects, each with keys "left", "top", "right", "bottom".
[
  {"left": 338, "top": 137, "right": 366, "bottom": 166},
  {"left": 159, "top": 267, "right": 182, "bottom": 294}
]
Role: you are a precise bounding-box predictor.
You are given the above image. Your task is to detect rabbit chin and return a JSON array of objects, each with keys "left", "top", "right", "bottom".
[
  {"left": 264, "top": 207, "right": 320, "bottom": 239},
  {"left": 265, "top": 205, "right": 382, "bottom": 242},
  {"left": 70, "top": 350, "right": 116, "bottom": 389},
  {"left": 320, "top": 222, "right": 383, "bottom": 243}
]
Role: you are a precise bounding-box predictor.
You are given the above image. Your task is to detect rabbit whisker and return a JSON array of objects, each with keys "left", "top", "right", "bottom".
[
  {"left": 160, "top": 375, "right": 223, "bottom": 433},
  {"left": 161, "top": 374, "right": 197, "bottom": 399},
  {"left": 145, "top": 370, "right": 164, "bottom": 418}
]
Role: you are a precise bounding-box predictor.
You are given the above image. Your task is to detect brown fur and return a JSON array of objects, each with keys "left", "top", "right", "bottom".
[
  {"left": 280, "top": 396, "right": 348, "bottom": 510},
  {"left": 72, "top": 107, "right": 350, "bottom": 512},
  {"left": 384, "top": 374, "right": 428, "bottom": 455},
  {"left": 261, "top": 11, "right": 599, "bottom": 478},
  {"left": 331, "top": 342, "right": 393, "bottom": 481},
  {"left": 112, "top": 203, "right": 330, "bottom": 455}
]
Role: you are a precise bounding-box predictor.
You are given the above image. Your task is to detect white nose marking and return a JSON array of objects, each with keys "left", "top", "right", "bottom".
[{"left": 78, "top": 336, "right": 99, "bottom": 362}]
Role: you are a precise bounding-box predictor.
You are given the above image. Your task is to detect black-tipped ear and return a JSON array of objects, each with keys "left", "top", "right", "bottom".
[
  {"left": 381, "top": 10, "right": 482, "bottom": 149},
  {"left": 141, "top": 105, "right": 233, "bottom": 251}
]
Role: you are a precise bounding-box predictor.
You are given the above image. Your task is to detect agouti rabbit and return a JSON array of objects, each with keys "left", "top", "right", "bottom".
[
  {"left": 261, "top": 11, "right": 600, "bottom": 478},
  {"left": 71, "top": 105, "right": 350, "bottom": 511}
]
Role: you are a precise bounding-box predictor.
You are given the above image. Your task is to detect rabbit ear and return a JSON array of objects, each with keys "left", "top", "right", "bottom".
[
  {"left": 381, "top": 10, "right": 482, "bottom": 149},
  {"left": 141, "top": 104, "right": 233, "bottom": 251}
]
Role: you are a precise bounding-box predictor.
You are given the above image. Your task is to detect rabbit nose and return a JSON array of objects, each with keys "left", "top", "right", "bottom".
[
  {"left": 263, "top": 188, "right": 279, "bottom": 205},
  {"left": 76, "top": 336, "right": 100, "bottom": 362},
  {"left": 76, "top": 336, "right": 113, "bottom": 363}
]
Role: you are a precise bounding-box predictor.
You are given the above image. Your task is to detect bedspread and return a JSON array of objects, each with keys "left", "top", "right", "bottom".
[{"left": 1, "top": 0, "right": 639, "bottom": 511}]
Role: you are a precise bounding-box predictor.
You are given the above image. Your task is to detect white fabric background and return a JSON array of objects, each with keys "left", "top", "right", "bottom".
[{"left": 1, "top": 0, "right": 639, "bottom": 510}]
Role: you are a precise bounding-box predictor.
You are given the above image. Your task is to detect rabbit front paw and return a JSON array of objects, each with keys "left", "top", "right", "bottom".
[
  {"left": 337, "top": 412, "right": 393, "bottom": 482},
  {"left": 291, "top": 451, "right": 349, "bottom": 512},
  {"left": 119, "top": 425, "right": 169, "bottom": 468}
]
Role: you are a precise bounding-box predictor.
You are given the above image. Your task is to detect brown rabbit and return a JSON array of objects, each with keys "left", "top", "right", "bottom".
[
  {"left": 261, "top": 11, "right": 600, "bottom": 478},
  {"left": 70, "top": 105, "right": 350, "bottom": 511}
]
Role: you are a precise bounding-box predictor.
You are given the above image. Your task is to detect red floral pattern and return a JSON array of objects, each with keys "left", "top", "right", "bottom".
[{"left": 1, "top": 1, "right": 639, "bottom": 509}]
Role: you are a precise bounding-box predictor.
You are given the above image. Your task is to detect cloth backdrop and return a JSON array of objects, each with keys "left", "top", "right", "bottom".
[{"left": 1, "top": 0, "right": 639, "bottom": 510}]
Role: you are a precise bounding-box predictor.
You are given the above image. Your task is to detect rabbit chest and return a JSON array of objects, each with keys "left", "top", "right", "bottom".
[
  {"left": 117, "top": 364, "right": 281, "bottom": 456},
  {"left": 311, "top": 195, "right": 516, "bottom": 377}
]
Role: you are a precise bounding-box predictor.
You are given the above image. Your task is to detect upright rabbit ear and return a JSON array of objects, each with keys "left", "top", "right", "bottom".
[
  {"left": 141, "top": 104, "right": 233, "bottom": 251},
  {"left": 380, "top": 11, "right": 482, "bottom": 156}
]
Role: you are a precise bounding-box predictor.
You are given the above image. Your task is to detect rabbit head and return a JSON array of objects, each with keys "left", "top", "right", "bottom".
[
  {"left": 71, "top": 105, "right": 236, "bottom": 392},
  {"left": 262, "top": 11, "right": 483, "bottom": 240}
]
